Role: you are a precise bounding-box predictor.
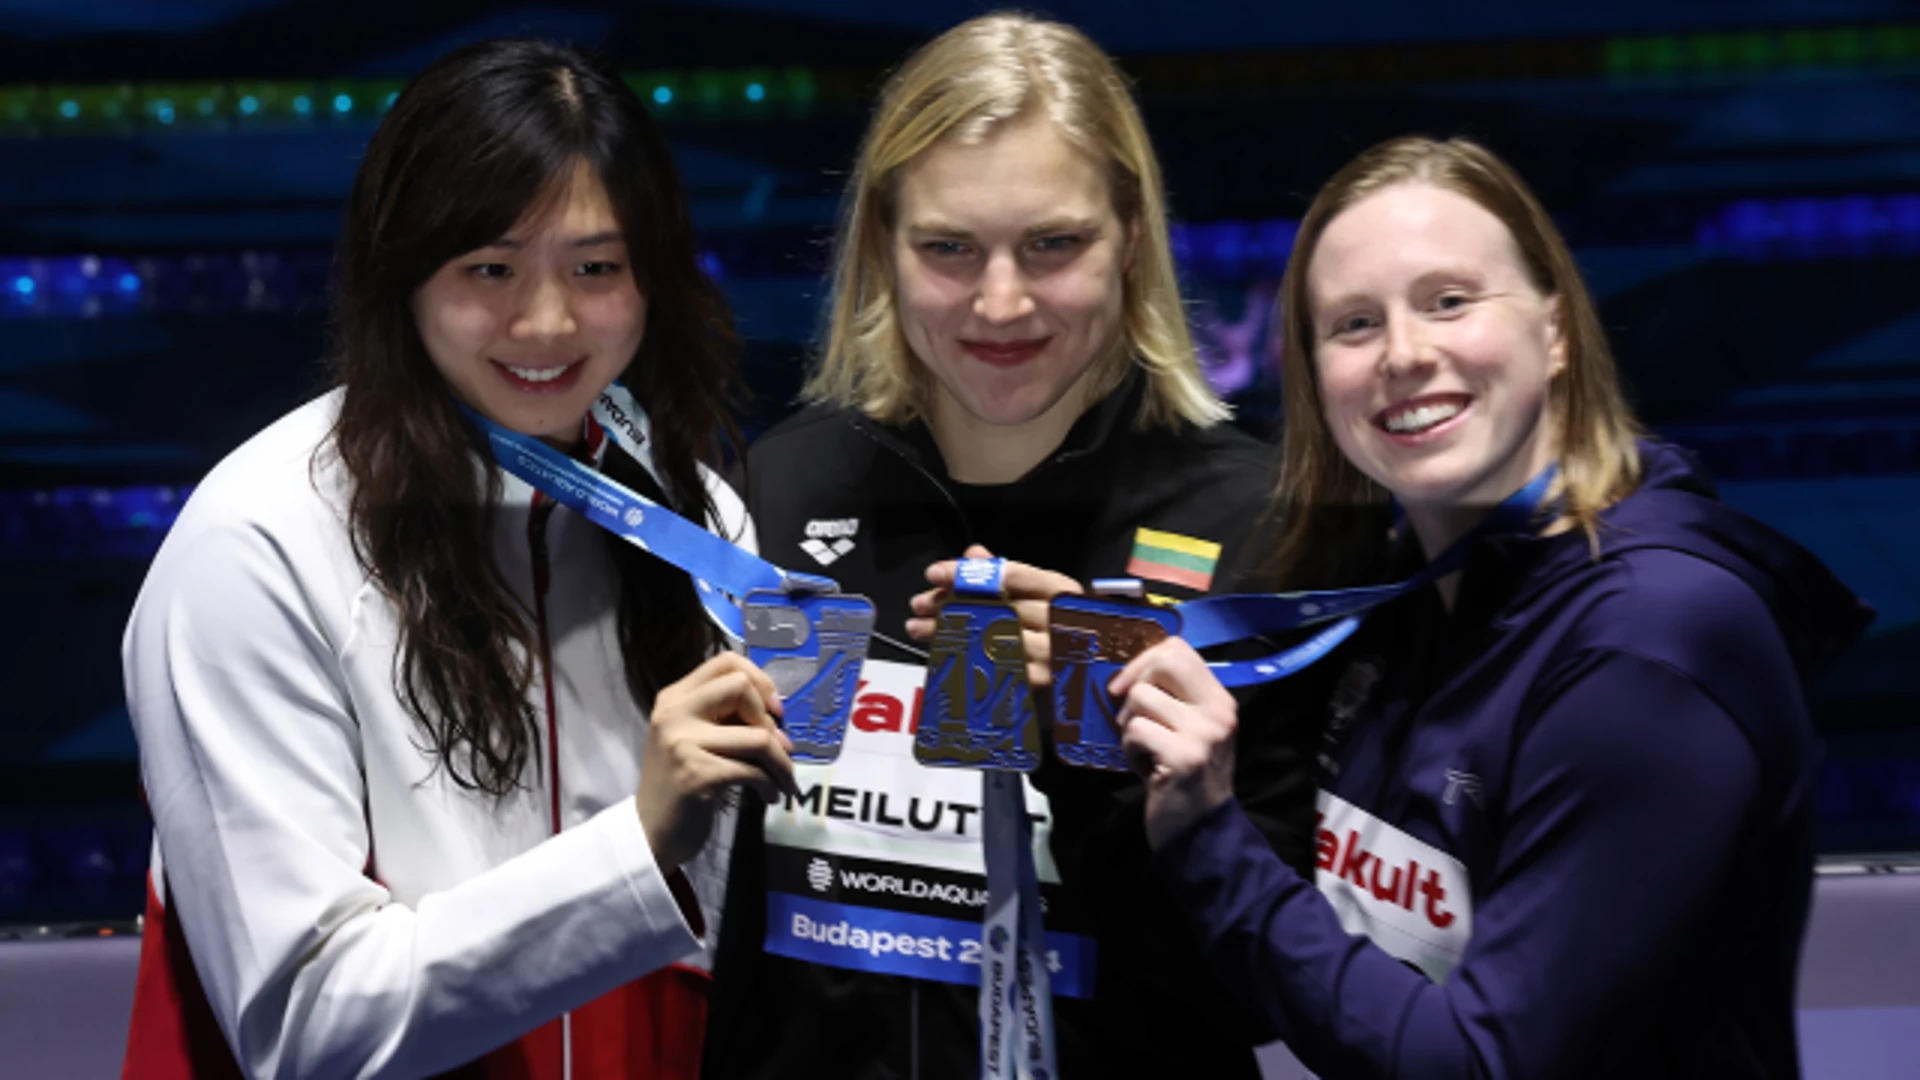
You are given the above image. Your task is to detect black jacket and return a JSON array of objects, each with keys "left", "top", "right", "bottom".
[{"left": 703, "top": 379, "right": 1319, "bottom": 1080}]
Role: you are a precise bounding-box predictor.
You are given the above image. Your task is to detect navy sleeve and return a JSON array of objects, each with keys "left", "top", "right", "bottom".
[{"left": 1155, "top": 649, "right": 1761, "bottom": 1079}]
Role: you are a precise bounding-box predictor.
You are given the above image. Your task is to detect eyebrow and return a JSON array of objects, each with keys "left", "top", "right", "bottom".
[
  {"left": 484, "top": 230, "right": 626, "bottom": 250},
  {"left": 1315, "top": 292, "right": 1371, "bottom": 316},
  {"left": 1022, "top": 217, "right": 1099, "bottom": 237},
  {"left": 904, "top": 217, "right": 1101, "bottom": 238},
  {"left": 1314, "top": 266, "right": 1489, "bottom": 313},
  {"left": 1413, "top": 266, "right": 1486, "bottom": 288}
]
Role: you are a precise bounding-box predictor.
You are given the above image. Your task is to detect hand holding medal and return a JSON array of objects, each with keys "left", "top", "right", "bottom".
[
  {"left": 903, "top": 466, "right": 1559, "bottom": 779},
  {"left": 1048, "top": 584, "right": 1180, "bottom": 772},
  {"left": 742, "top": 592, "right": 876, "bottom": 764},
  {"left": 908, "top": 544, "right": 1083, "bottom": 688},
  {"left": 1105, "top": 637, "right": 1241, "bottom": 849},
  {"left": 907, "top": 550, "right": 1069, "bottom": 772}
]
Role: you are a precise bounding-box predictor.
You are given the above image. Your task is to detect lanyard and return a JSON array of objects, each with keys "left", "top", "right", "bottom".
[
  {"left": 463, "top": 386, "right": 876, "bottom": 765},
  {"left": 459, "top": 384, "right": 837, "bottom": 641},
  {"left": 980, "top": 770, "right": 1055, "bottom": 1080},
  {"left": 933, "top": 558, "right": 1056, "bottom": 1080},
  {"left": 1179, "top": 467, "right": 1559, "bottom": 687}
]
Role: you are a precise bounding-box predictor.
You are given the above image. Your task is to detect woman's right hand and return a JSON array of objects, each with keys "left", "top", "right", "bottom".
[
  {"left": 1112, "top": 637, "right": 1241, "bottom": 851},
  {"left": 637, "top": 652, "right": 798, "bottom": 871}
]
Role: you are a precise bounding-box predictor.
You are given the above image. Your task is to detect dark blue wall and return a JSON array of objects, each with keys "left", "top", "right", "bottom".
[{"left": 3, "top": 0, "right": 1916, "bottom": 923}]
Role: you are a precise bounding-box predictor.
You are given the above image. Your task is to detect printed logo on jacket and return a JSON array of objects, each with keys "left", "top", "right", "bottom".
[
  {"left": 763, "top": 659, "right": 1095, "bottom": 996},
  {"left": 1313, "top": 789, "right": 1473, "bottom": 984}
]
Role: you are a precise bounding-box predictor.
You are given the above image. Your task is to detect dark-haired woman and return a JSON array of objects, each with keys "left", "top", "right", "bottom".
[{"left": 120, "top": 39, "right": 793, "bottom": 1079}]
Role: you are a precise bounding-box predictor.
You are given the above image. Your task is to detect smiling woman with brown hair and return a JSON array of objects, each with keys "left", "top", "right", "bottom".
[{"left": 1116, "top": 136, "right": 1873, "bottom": 1080}]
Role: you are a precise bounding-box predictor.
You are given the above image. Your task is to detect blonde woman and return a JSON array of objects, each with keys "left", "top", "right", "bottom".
[
  {"left": 1117, "top": 136, "right": 1872, "bottom": 1078},
  {"left": 704, "top": 12, "right": 1299, "bottom": 1080}
]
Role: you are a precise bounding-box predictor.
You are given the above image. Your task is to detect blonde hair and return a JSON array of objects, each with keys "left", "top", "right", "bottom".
[
  {"left": 1262, "top": 136, "right": 1644, "bottom": 588},
  {"left": 803, "top": 11, "right": 1227, "bottom": 430}
]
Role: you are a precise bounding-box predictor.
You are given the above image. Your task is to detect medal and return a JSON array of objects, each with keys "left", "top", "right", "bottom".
[
  {"left": 1048, "top": 580, "right": 1180, "bottom": 771},
  {"left": 914, "top": 558, "right": 1040, "bottom": 772},
  {"left": 744, "top": 590, "right": 876, "bottom": 763}
]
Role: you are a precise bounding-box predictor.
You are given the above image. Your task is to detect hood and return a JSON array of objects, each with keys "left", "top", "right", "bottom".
[{"left": 1590, "top": 439, "right": 1876, "bottom": 676}]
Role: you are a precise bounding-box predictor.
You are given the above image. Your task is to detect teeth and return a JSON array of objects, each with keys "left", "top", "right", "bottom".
[
  {"left": 506, "top": 363, "right": 573, "bottom": 383},
  {"left": 1384, "top": 401, "right": 1462, "bottom": 433}
]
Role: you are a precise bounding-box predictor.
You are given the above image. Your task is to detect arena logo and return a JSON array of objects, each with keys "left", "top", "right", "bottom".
[{"left": 800, "top": 517, "right": 859, "bottom": 566}]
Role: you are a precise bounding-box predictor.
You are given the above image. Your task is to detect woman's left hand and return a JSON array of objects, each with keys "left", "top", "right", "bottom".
[
  {"left": 907, "top": 544, "right": 1083, "bottom": 687},
  {"left": 1112, "top": 637, "right": 1239, "bottom": 850}
]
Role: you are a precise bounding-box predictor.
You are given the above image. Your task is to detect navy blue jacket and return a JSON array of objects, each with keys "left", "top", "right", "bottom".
[{"left": 1157, "top": 442, "right": 1873, "bottom": 1079}]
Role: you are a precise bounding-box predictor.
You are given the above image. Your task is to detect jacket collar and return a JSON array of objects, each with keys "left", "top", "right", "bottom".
[
  {"left": 499, "top": 410, "right": 612, "bottom": 510},
  {"left": 852, "top": 372, "right": 1147, "bottom": 487}
]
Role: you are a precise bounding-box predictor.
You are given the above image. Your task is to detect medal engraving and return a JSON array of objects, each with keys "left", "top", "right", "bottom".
[
  {"left": 1048, "top": 595, "right": 1181, "bottom": 771},
  {"left": 744, "top": 591, "right": 876, "bottom": 763},
  {"left": 914, "top": 600, "right": 1040, "bottom": 771}
]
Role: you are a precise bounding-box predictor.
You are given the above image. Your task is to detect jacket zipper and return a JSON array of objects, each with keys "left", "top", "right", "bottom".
[
  {"left": 848, "top": 422, "right": 970, "bottom": 1080},
  {"left": 528, "top": 499, "right": 573, "bottom": 1080},
  {"left": 858, "top": 422, "right": 973, "bottom": 537}
]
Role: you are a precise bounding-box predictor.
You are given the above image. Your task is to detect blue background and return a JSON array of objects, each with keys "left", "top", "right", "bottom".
[{"left": 1, "top": 0, "right": 1916, "bottom": 924}]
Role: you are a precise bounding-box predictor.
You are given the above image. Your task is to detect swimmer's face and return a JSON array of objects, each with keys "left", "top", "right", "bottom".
[
  {"left": 891, "top": 115, "right": 1132, "bottom": 435},
  {"left": 413, "top": 161, "right": 644, "bottom": 446},
  {"left": 1308, "top": 181, "right": 1565, "bottom": 511}
]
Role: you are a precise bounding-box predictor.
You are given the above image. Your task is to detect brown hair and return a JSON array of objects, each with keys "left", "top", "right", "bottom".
[
  {"left": 1261, "top": 135, "right": 1643, "bottom": 589},
  {"left": 328, "top": 39, "right": 739, "bottom": 795},
  {"left": 803, "top": 11, "right": 1227, "bottom": 430}
]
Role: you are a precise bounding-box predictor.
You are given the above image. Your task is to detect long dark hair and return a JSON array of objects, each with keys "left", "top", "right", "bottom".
[{"left": 329, "top": 38, "right": 741, "bottom": 795}]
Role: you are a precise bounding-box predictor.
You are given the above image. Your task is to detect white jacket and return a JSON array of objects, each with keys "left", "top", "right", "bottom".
[{"left": 122, "top": 390, "right": 748, "bottom": 1080}]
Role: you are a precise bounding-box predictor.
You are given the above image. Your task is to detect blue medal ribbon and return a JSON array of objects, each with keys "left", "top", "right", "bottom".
[
  {"left": 459, "top": 384, "right": 837, "bottom": 644},
  {"left": 980, "top": 770, "right": 1055, "bottom": 1080},
  {"left": 1179, "top": 466, "right": 1560, "bottom": 687},
  {"left": 460, "top": 387, "right": 876, "bottom": 761},
  {"left": 913, "top": 557, "right": 1057, "bottom": 1079}
]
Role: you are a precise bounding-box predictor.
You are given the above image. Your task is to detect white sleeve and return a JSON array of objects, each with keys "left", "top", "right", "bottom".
[{"left": 126, "top": 515, "right": 702, "bottom": 1080}]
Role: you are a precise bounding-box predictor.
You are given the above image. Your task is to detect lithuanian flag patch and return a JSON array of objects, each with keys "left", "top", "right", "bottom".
[{"left": 1126, "top": 527, "right": 1221, "bottom": 592}]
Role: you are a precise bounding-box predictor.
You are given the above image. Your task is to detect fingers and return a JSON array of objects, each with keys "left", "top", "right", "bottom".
[
  {"left": 1000, "top": 561, "right": 1083, "bottom": 604},
  {"left": 906, "top": 585, "right": 948, "bottom": 641},
  {"left": 674, "top": 724, "right": 799, "bottom": 801},
  {"left": 1118, "top": 708, "right": 1188, "bottom": 782},
  {"left": 1108, "top": 638, "right": 1233, "bottom": 717},
  {"left": 913, "top": 548, "right": 1084, "bottom": 665},
  {"left": 1110, "top": 640, "right": 1237, "bottom": 786},
  {"left": 678, "top": 668, "right": 773, "bottom": 728},
  {"left": 1116, "top": 681, "right": 1233, "bottom": 785},
  {"left": 679, "top": 651, "right": 784, "bottom": 720},
  {"left": 656, "top": 654, "right": 792, "bottom": 765},
  {"left": 922, "top": 546, "right": 1079, "bottom": 605},
  {"left": 1021, "top": 625, "right": 1052, "bottom": 688},
  {"left": 1117, "top": 679, "right": 1232, "bottom": 743},
  {"left": 922, "top": 544, "right": 993, "bottom": 590}
]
